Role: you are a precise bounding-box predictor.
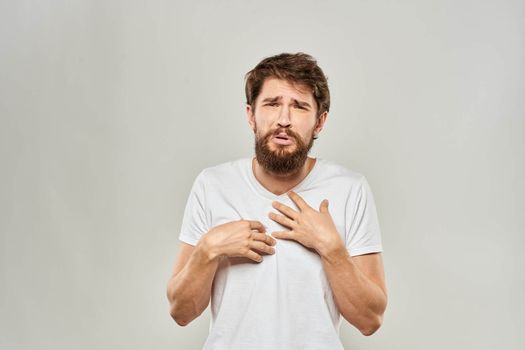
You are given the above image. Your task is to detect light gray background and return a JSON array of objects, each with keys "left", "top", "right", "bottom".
[{"left": 1, "top": 1, "right": 524, "bottom": 349}]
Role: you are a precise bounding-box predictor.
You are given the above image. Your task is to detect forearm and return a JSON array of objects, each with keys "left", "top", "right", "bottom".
[
  {"left": 320, "top": 244, "right": 387, "bottom": 335},
  {"left": 167, "top": 241, "right": 219, "bottom": 326},
  {"left": 167, "top": 220, "right": 273, "bottom": 326}
]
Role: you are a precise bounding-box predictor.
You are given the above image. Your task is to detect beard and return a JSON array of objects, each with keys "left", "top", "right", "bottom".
[{"left": 254, "top": 125, "right": 315, "bottom": 175}]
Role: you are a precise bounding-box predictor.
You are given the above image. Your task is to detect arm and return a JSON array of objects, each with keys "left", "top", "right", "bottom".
[
  {"left": 166, "top": 242, "right": 218, "bottom": 326},
  {"left": 167, "top": 220, "right": 276, "bottom": 326},
  {"left": 270, "top": 191, "right": 387, "bottom": 335},
  {"left": 320, "top": 246, "right": 387, "bottom": 335}
]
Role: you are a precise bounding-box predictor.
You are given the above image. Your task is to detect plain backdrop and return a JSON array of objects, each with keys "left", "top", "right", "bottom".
[{"left": 1, "top": 1, "right": 524, "bottom": 349}]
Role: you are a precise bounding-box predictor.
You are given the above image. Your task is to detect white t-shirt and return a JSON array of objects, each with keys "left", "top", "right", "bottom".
[{"left": 179, "top": 158, "right": 383, "bottom": 350}]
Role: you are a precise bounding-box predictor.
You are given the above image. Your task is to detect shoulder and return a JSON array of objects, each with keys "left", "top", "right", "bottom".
[
  {"left": 199, "top": 158, "right": 249, "bottom": 177},
  {"left": 315, "top": 158, "right": 366, "bottom": 185},
  {"left": 194, "top": 158, "right": 250, "bottom": 185}
]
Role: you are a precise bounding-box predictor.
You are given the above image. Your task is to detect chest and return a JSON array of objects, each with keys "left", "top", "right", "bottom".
[{"left": 206, "top": 187, "right": 349, "bottom": 239}]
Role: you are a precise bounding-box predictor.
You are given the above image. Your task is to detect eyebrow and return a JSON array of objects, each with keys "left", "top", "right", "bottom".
[
  {"left": 261, "top": 96, "right": 312, "bottom": 109},
  {"left": 261, "top": 96, "right": 281, "bottom": 104},
  {"left": 293, "top": 99, "right": 312, "bottom": 109}
]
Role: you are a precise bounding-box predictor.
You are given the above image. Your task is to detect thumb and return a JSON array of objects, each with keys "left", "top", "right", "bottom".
[{"left": 319, "top": 199, "right": 329, "bottom": 213}]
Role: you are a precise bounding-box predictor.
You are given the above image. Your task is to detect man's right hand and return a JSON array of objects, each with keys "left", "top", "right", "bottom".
[{"left": 198, "top": 220, "right": 276, "bottom": 263}]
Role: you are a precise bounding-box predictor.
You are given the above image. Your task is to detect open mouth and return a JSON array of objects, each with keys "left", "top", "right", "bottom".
[{"left": 272, "top": 132, "right": 294, "bottom": 145}]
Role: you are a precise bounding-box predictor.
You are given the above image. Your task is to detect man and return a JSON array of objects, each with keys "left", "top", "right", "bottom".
[{"left": 166, "top": 53, "right": 387, "bottom": 350}]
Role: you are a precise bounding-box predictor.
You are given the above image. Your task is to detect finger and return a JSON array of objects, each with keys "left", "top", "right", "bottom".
[
  {"left": 246, "top": 220, "right": 266, "bottom": 233},
  {"left": 250, "top": 241, "right": 276, "bottom": 255},
  {"left": 271, "top": 230, "right": 295, "bottom": 241},
  {"left": 268, "top": 212, "right": 295, "bottom": 229},
  {"left": 272, "top": 201, "right": 298, "bottom": 220},
  {"left": 244, "top": 250, "right": 263, "bottom": 263},
  {"left": 319, "top": 199, "right": 329, "bottom": 213},
  {"left": 251, "top": 232, "right": 277, "bottom": 246},
  {"left": 287, "top": 191, "right": 310, "bottom": 211}
]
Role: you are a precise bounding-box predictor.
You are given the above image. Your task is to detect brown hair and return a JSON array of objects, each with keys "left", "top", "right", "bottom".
[{"left": 244, "top": 52, "right": 330, "bottom": 117}]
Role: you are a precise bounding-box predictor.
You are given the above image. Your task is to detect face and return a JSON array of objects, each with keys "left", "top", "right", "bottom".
[{"left": 246, "top": 78, "right": 328, "bottom": 174}]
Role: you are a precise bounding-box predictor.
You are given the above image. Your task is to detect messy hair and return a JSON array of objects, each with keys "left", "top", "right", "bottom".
[{"left": 244, "top": 53, "right": 330, "bottom": 117}]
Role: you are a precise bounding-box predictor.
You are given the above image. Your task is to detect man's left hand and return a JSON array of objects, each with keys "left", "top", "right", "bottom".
[{"left": 269, "top": 191, "right": 344, "bottom": 256}]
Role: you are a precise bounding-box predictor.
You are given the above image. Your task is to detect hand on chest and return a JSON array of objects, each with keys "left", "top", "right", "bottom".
[{"left": 210, "top": 191, "right": 347, "bottom": 256}]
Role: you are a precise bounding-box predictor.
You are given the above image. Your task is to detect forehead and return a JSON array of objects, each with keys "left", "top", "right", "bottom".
[{"left": 257, "top": 78, "right": 315, "bottom": 103}]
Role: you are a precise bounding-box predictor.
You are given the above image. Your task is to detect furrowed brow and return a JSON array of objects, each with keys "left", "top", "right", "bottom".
[
  {"left": 292, "top": 99, "right": 312, "bottom": 109},
  {"left": 261, "top": 96, "right": 282, "bottom": 104}
]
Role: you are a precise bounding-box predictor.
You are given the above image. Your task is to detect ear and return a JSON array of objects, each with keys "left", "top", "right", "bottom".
[
  {"left": 313, "top": 111, "right": 328, "bottom": 137},
  {"left": 246, "top": 104, "right": 256, "bottom": 132}
]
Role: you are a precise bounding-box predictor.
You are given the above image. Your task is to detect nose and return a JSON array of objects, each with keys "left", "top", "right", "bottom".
[{"left": 277, "top": 106, "right": 291, "bottom": 128}]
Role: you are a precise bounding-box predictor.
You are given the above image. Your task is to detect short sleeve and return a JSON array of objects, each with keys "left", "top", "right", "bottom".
[
  {"left": 178, "top": 171, "right": 210, "bottom": 246},
  {"left": 345, "top": 176, "right": 383, "bottom": 256}
]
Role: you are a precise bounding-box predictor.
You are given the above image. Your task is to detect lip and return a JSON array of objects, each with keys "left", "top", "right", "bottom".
[{"left": 272, "top": 135, "right": 294, "bottom": 146}]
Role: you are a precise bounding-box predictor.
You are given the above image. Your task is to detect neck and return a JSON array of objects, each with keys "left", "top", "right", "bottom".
[{"left": 252, "top": 157, "right": 316, "bottom": 196}]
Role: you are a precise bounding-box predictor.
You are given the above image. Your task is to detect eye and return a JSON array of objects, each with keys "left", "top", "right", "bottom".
[
  {"left": 293, "top": 104, "right": 307, "bottom": 110},
  {"left": 265, "top": 102, "right": 279, "bottom": 107}
]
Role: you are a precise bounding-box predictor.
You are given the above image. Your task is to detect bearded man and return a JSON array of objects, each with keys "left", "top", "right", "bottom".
[{"left": 167, "top": 53, "right": 387, "bottom": 350}]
